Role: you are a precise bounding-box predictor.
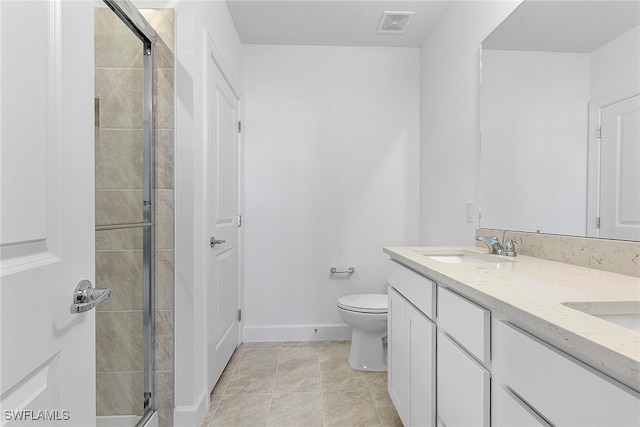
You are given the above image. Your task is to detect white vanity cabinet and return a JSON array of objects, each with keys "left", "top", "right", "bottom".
[
  {"left": 493, "top": 320, "right": 640, "bottom": 427},
  {"left": 388, "top": 261, "right": 436, "bottom": 427},
  {"left": 385, "top": 248, "right": 640, "bottom": 427},
  {"left": 437, "top": 287, "right": 491, "bottom": 427}
]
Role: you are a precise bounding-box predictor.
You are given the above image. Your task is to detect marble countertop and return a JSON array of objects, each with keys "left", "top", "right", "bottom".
[{"left": 384, "top": 246, "right": 640, "bottom": 392}]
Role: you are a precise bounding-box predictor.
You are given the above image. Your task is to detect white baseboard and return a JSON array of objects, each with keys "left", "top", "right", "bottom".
[
  {"left": 242, "top": 323, "right": 352, "bottom": 342},
  {"left": 173, "top": 389, "right": 208, "bottom": 427}
]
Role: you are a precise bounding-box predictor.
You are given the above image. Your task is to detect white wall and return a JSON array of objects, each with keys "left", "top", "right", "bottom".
[
  {"left": 171, "top": 3, "right": 241, "bottom": 426},
  {"left": 480, "top": 50, "right": 589, "bottom": 235},
  {"left": 134, "top": 1, "right": 242, "bottom": 425},
  {"left": 419, "top": 1, "right": 520, "bottom": 245},
  {"left": 241, "top": 45, "right": 420, "bottom": 341},
  {"left": 590, "top": 25, "right": 640, "bottom": 101}
]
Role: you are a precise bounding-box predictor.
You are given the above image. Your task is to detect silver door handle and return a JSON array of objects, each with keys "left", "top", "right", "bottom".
[
  {"left": 70, "top": 279, "right": 112, "bottom": 314},
  {"left": 210, "top": 236, "right": 226, "bottom": 248}
]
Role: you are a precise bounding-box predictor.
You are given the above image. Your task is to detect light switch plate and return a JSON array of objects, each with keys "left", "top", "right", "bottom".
[{"left": 465, "top": 202, "right": 474, "bottom": 223}]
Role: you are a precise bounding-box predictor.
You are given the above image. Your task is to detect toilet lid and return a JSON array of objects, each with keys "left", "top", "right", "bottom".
[{"left": 337, "top": 294, "right": 388, "bottom": 313}]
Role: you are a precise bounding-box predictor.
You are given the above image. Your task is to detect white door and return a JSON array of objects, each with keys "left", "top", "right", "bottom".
[
  {"left": 1, "top": 1, "right": 95, "bottom": 426},
  {"left": 599, "top": 94, "right": 640, "bottom": 240},
  {"left": 206, "top": 37, "right": 241, "bottom": 391}
]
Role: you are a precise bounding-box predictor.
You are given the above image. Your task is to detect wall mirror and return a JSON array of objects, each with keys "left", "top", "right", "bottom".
[{"left": 479, "top": 0, "right": 640, "bottom": 241}]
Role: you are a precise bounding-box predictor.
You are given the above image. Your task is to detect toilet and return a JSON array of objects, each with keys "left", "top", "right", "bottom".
[{"left": 337, "top": 293, "right": 388, "bottom": 371}]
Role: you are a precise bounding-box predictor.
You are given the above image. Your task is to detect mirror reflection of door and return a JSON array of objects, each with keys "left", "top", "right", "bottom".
[
  {"left": 479, "top": 1, "right": 640, "bottom": 241},
  {"left": 598, "top": 94, "right": 640, "bottom": 241}
]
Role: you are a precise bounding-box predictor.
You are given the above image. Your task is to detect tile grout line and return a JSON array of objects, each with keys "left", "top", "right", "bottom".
[
  {"left": 318, "top": 341, "right": 327, "bottom": 427},
  {"left": 208, "top": 343, "right": 245, "bottom": 425},
  {"left": 265, "top": 341, "right": 284, "bottom": 426},
  {"left": 367, "top": 381, "right": 384, "bottom": 426}
]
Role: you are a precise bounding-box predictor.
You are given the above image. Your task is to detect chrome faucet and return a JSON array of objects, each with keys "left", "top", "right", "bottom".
[{"left": 475, "top": 231, "right": 522, "bottom": 257}]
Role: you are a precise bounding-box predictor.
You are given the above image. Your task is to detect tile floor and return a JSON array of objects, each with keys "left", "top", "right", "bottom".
[{"left": 200, "top": 341, "right": 402, "bottom": 426}]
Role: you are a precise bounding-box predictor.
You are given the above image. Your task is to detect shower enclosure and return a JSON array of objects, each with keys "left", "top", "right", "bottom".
[{"left": 94, "top": 1, "right": 157, "bottom": 425}]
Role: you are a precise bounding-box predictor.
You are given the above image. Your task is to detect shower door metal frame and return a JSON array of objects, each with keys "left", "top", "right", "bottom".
[{"left": 98, "top": 1, "right": 157, "bottom": 424}]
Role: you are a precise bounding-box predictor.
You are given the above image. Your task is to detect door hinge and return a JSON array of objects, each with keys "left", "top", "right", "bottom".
[
  {"left": 597, "top": 127, "right": 602, "bottom": 139},
  {"left": 596, "top": 217, "right": 601, "bottom": 229},
  {"left": 236, "top": 214, "right": 242, "bottom": 227},
  {"left": 238, "top": 309, "right": 242, "bottom": 322},
  {"left": 238, "top": 121, "right": 242, "bottom": 133}
]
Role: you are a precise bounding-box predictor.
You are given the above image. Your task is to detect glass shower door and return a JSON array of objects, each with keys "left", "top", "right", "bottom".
[{"left": 94, "top": 2, "right": 156, "bottom": 425}]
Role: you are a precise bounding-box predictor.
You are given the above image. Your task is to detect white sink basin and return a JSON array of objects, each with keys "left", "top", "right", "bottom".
[
  {"left": 563, "top": 301, "right": 640, "bottom": 333},
  {"left": 415, "top": 249, "right": 514, "bottom": 264},
  {"left": 594, "top": 314, "right": 640, "bottom": 333},
  {"left": 426, "top": 254, "right": 487, "bottom": 264}
]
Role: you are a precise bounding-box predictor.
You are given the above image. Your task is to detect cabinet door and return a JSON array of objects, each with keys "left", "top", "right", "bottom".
[
  {"left": 407, "top": 303, "right": 436, "bottom": 427},
  {"left": 437, "top": 332, "right": 490, "bottom": 427},
  {"left": 388, "top": 287, "right": 410, "bottom": 425}
]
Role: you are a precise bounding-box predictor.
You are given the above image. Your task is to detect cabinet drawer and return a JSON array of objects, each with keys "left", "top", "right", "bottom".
[
  {"left": 495, "top": 321, "right": 640, "bottom": 426},
  {"left": 493, "top": 385, "right": 548, "bottom": 427},
  {"left": 388, "top": 260, "right": 435, "bottom": 319},
  {"left": 438, "top": 287, "right": 490, "bottom": 364},
  {"left": 437, "top": 332, "right": 490, "bottom": 427}
]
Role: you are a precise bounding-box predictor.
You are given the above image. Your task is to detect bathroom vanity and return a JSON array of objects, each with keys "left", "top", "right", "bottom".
[{"left": 384, "top": 246, "right": 640, "bottom": 427}]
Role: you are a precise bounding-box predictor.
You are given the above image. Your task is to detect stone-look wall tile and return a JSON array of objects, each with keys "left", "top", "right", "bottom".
[
  {"left": 96, "top": 250, "right": 144, "bottom": 311},
  {"left": 476, "top": 229, "right": 640, "bottom": 277},
  {"left": 155, "top": 250, "right": 174, "bottom": 310},
  {"left": 96, "top": 371, "right": 144, "bottom": 416},
  {"left": 155, "top": 310, "right": 174, "bottom": 371},
  {"left": 96, "top": 189, "right": 143, "bottom": 226},
  {"left": 140, "top": 9, "right": 174, "bottom": 69},
  {"left": 96, "top": 129, "right": 143, "bottom": 189},
  {"left": 156, "top": 370, "right": 174, "bottom": 427},
  {"left": 95, "top": 8, "right": 143, "bottom": 69},
  {"left": 155, "top": 68, "right": 174, "bottom": 129},
  {"left": 155, "top": 129, "right": 174, "bottom": 190},
  {"left": 96, "top": 68, "right": 144, "bottom": 129},
  {"left": 155, "top": 189, "right": 174, "bottom": 250},
  {"left": 96, "top": 311, "right": 144, "bottom": 372},
  {"left": 146, "top": 10, "right": 175, "bottom": 427},
  {"left": 96, "top": 228, "right": 144, "bottom": 251},
  {"left": 95, "top": 9, "right": 174, "bottom": 426}
]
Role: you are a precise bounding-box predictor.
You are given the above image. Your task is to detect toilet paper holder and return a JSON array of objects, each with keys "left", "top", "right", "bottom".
[{"left": 330, "top": 267, "right": 355, "bottom": 274}]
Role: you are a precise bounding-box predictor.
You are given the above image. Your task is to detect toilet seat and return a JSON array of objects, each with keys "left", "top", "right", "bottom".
[{"left": 337, "top": 294, "right": 388, "bottom": 314}]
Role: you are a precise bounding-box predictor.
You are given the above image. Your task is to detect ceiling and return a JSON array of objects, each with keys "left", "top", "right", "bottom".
[
  {"left": 225, "top": 1, "right": 451, "bottom": 47},
  {"left": 482, "top": 1, "right": 640, "bottom": 53}
]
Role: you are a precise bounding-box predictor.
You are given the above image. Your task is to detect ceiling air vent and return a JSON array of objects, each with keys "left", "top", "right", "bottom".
[{"left": 377, "top": 11, "right": 415, "bottom": 34}]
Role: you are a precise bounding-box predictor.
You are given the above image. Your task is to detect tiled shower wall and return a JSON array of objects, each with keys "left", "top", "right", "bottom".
[
  {"left": 476, "top": 229, "right": 640, "bottom": 277},
  {"left": 94, "top": 7, "right": 174, "bottom": 426}
]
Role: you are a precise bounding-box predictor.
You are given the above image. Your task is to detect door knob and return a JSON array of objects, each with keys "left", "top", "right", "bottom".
[
  {"left": 70, "top": 279, "right": 112, "bottom": 314},
  {"left": 210, "top": 236, "right": 226, "bottom": 248}
]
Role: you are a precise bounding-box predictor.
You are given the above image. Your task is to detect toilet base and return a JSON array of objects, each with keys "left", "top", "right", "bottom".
[{"left": 347, "top": 331, "right": 388, "bottom": 371}]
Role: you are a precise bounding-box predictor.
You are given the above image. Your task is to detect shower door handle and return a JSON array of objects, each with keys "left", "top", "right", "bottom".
[
  {"left": 210, "top": 236, "right": 226, "bottom": 248},
  {"left": 70, "top": 279, "right": 112, "bottom": 314}
]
